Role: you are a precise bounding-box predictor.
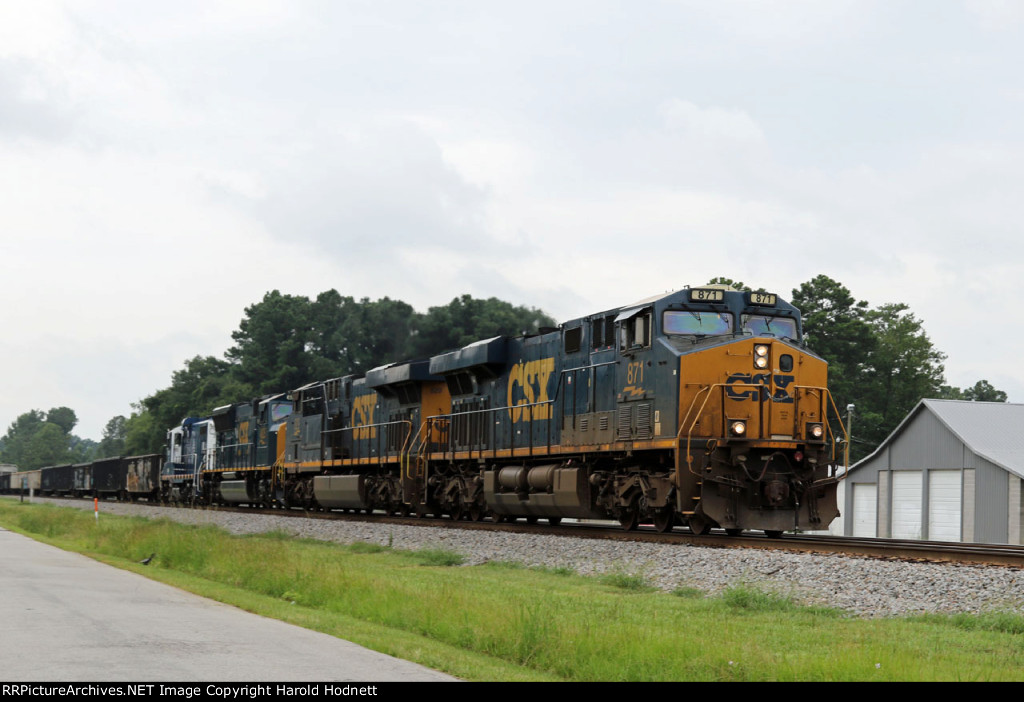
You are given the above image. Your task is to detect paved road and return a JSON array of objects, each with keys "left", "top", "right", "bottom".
[{"left": 0, "top": 527, "right": 458, "bottom": 682}]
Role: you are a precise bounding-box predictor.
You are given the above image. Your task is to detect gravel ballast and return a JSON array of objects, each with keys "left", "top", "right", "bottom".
[{"left": 20, "top": 498, "right": 1024, "bottom": 618}]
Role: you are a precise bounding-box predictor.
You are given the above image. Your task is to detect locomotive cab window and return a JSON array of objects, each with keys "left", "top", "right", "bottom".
[
  {"left": 592, "top": 314, "right": 616, "bottom": 350},
  {"left": 616, "top": 307, "right": 652, "bottom": 351},
  {"left": 663, "top": 310, "right": 734, "bottom": 337},
  {"left": 741, "top": 314, "right": 798, "bottom": 340},
  {"left": 564, "top": 326, "right": 582, "bottom": 353}
]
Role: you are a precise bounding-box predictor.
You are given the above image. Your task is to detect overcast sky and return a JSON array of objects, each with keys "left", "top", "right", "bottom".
[{"left": 3, "top": 0, "right": 1024, "bottom": 441}]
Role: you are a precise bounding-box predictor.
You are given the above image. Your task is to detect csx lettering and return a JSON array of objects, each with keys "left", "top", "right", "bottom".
[
  {"left": 725, "top": 373, "right": 795, "bottom": 403},
  {"left": 507, "top": 358, "right": 555, "bottom": 422},
  {"left": 352, "top": 395, "right": 377, "bottom": 438}
]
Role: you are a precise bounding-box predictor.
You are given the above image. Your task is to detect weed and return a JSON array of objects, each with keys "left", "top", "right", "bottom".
[
  {"left": 348, "top": 542, "right": 388, "bottom": 554},
  {"left": 719, "top": 583, "right": 802, "bottom": 612},
  {"left": 533, "top": 565, "right": 575, "bottom": 576},
  {"left": 917, "top": 610, "right": 1024, "bottom": 635},
  {"left": 252, "top": 530, "right": 296, "bottom": 541},
  {"left": 483, "top": 560, "right": 526, "bottom": 570},
  {"left": 409, "top": 548, "right": 465, "bottom": 566},
  {"left": 599, "top": 564, "right": 655, "bottom": 592}
]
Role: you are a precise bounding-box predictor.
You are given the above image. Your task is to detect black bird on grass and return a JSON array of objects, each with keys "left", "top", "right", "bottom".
[{"left": 139, "top": 553, "right": 156, "bottom": 566}]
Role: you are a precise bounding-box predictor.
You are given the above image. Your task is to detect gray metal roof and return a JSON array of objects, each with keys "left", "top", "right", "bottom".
[
  {"left": 924, "top": 399, "right": 1024, "bottom": 479},
  {"left": 857, "top": 399, "right": 1024, "bottom": 479}
]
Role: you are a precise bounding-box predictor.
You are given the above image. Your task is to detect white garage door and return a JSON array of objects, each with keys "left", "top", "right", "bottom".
[
  {"left": 892, "top": 471, "right": 923, "bottom": 540},
  {"left": 852, "top": 484, "right": 877, "bottom": 537},
  {"left": 928, "top": 470, "right": 961, "bottom": 542}
]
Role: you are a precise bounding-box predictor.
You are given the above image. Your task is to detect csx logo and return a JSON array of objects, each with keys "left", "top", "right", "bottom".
[
  {"left": 507, "top": 357, "right": 555, "bottom": 422},
  {"left": 352, "top": 394, "right": 377, "bottom": 438},
  {"left": 725, "top": 373, "right": 795, "bottom": 403}
]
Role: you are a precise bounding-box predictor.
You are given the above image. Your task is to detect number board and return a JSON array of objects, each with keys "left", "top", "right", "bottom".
[
  {"left": 689, "top": 289, "right": 724, "bottom": 302},
  {"left": 749, "top": 292, "right": 777, "bottom": 306}
]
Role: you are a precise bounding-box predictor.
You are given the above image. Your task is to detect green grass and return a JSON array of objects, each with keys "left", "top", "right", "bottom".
[{"left": 3, "top": 500, "right": 1024, "bottom": 681}]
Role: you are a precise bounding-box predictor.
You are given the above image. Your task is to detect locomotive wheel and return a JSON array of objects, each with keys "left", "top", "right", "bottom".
[
  {"left": 653, "top": 508, "right": 675, "bottom": 533},
  {"left": 469, "top": 505, "right": 485, "bottom": 521},
  {"left": 725, "top": 528, "right": 743, "bottom": 537},
  {"left": 687, "top": 513, "right": 712, "bottom": 536},
  {"left": 547, "top": 517, "right": 562, "bottom": 526},
  {"left": 449, "top": 499, "right": 464, "bottom": 521},
  {"left": 618, "top": 493, "right": 643, "bottom": 531},
  {"left": 618, "top": 507, "right": 640, "bottom": 531},
  {"left": 526, "top": 516, "right": 539, "bottom": 525},
  {"left": 764, "top": 530, "right": 784, "bottom": 539}
]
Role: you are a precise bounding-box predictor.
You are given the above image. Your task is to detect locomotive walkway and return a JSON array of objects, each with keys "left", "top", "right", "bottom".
[{"left": 0, "top": 527, "right": 457, "bottom": 682}]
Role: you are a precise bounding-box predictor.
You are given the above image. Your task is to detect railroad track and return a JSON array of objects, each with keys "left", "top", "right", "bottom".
[{"left": 12, "top": 494, "right": 1024, "bottom": 569}]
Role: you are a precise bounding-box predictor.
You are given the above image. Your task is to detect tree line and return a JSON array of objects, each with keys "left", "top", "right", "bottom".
[
  {"left": 0, "top": 408, "right": 103, "bottom": 470},
  {"left": 1, "top": 293, "right": 554, "bottom": 469},
  {"left": 122, "top": 292, "right": 553, "bottom": 459},
  {"left": 0, "top": 280, "right": 1006, "bottom": 469}
]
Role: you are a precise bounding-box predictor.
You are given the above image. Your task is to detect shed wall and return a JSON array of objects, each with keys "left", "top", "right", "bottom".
[{"left": 971, "top": 455, "right": 1009, "bottom": 543}]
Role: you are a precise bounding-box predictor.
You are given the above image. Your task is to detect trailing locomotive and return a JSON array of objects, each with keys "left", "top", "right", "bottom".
[
  {"left": 14, "top": 285, "right": 846, "bottom": 536},
  {"left": 160, "top": 394, "right": 293, "bottom": 505}
]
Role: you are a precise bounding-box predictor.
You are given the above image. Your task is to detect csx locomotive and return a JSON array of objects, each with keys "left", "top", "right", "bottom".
[{"left": 159, "top": 285, "right": 845, "bottom": 536}]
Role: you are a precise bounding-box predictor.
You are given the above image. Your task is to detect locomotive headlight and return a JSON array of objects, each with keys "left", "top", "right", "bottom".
[
  {"left": 729, "top": 420, "right": 747, "bottom": 437},
  {"left": 806, "top": 422, "right": 825, "bottom": 440},
  {"left": 753, "top": 344, "right": 769, "bottom": 369}
]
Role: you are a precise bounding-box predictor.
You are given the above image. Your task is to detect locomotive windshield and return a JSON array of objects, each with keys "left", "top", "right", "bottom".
[
  {"left": 663, "top": 311, "right": 733, "bottom": 336},
  {"left": 741, "top": 314, "right": 798, "bottom": 340},
  {"left": 270, "top": 402, "right": 293, "bottom": 424}
]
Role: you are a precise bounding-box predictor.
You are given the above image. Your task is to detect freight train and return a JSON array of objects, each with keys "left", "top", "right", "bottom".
[{"left": 7, "top": 285, "right": 846, "bottom": 536}]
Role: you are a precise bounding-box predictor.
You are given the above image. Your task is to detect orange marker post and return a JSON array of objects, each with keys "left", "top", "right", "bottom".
[{"left": 94, "top": 497, "right": 98, "bottom": 522}]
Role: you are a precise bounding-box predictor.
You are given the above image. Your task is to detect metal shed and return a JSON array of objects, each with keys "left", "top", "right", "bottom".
[{"left": 844, "top": 399, "right": 1024, "bottom": 544}]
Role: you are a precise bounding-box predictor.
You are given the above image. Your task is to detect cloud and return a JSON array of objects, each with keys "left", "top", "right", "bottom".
[
  {"left": 963, "top": 0, "right": 1024, "bottom": 30},
  {"left": 659, "top": 99, "right": 766, "bottom": 143},
  {"left": 0, "top": 58, "right": 77, "bottom": 140},
  {"left": 4, "top": 0, "right": 1024, "bottom": 441},
  {"left": 235, "top": 119, "right": 497, "bottom": 260}
]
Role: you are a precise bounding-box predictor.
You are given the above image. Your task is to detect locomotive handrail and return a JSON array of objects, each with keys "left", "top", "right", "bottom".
[
  {"left": 209, "top": 441, "right": 257, "bottom": 472},
  {"left": 321, "top": 420, "right": 413, "bottom": 465},
  {"left": 418, "top": 359, "right": 618, "bottom": 463},
  {"left": 679, "top": 382, "right": 763, "bottom": 474},
  {"left": 792, "top": 384, "right": 850, "bottom": 475},
  {"left": 424, "top": 393, "right": 555, "bottom": 462}
]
